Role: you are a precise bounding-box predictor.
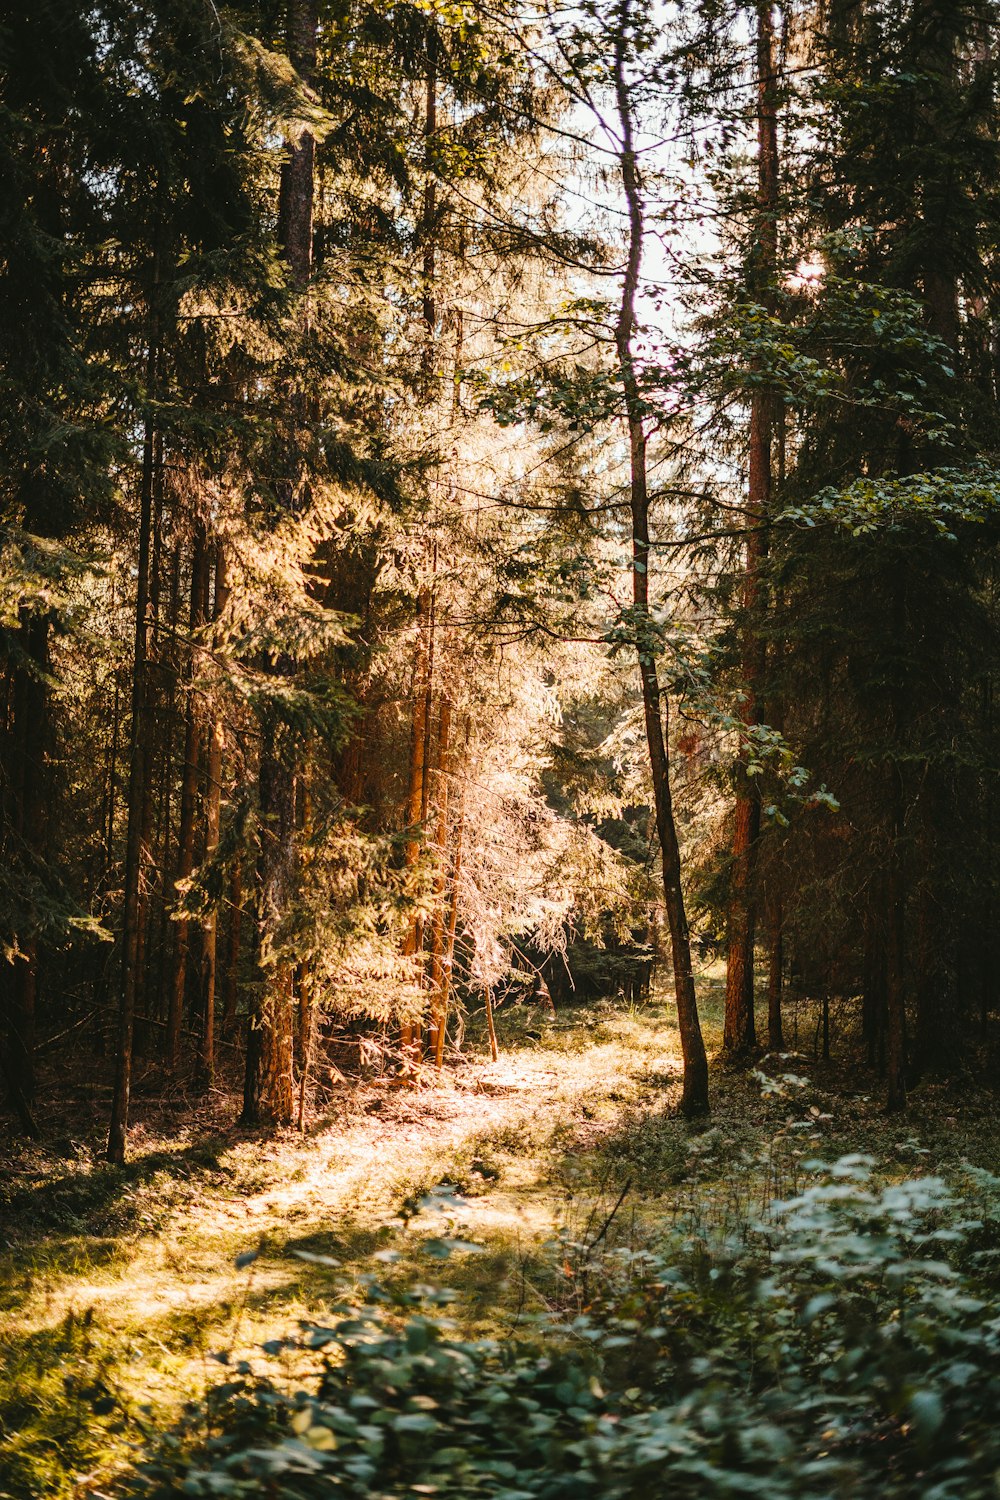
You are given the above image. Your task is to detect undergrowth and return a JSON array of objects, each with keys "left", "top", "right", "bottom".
[
  {"left": 4, "top": 987, "right": 1000, "bottom": 1498},
  {"left": 127, "top": 1158, "right": 1000, "bottom": 1499}
]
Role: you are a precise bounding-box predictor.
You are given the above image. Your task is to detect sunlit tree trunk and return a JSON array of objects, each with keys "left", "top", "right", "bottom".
[
  {"left": 221, "top": 859, "right": 243, "bottom": 1035},
  {"left": 167, "top": 522, "right": 208, "bottom": 1071},
  {"left": 436, "top": 738, "right": 468, "bottom": 1064},
  {"left": 428, "top": 696, "right": 452, "bottom": 1065},
  {"left": 401, "top": 585, "right": 432, "bottom": 1065},
  {"left": 243, "top": 0, "right": 317, "bottom": 1125},
  {"left": 151, "top": 542, "right": 180, "bottom": 1031},
  {"left": 196, "top": 541, "right": 229, "bottom": 1088}
]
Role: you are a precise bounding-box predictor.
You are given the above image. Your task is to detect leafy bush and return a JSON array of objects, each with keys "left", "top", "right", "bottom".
[{"left": 128, "top": 1160, "right": 1000, "bottom": 1499}]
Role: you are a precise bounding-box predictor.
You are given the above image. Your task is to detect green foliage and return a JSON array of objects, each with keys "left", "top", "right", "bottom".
[
  {"left": 780, "top": 465, "right": 1000, "bottom": 539},
  {"left": 127, "top": 1157, "right": 1000, "bottom": 1499}
]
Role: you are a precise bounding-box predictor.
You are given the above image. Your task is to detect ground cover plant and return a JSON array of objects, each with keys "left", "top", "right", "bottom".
[
  {"left": 3, "top": 984, "right": 1000, "bottom": 1498},
  {"left": 125, "top": 1139, "right": 1000, "bottom": 1499}
]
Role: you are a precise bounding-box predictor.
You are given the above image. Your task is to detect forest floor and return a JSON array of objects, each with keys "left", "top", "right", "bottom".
[{"left": 1, "top": 965, "right": 998, "bottom": 1500}]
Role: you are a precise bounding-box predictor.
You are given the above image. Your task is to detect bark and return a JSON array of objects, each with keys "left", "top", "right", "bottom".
[
  {"left": 0, "top": 612, "right": 48, "bottom": 1136},
  {"left": 276, "top": 0, "right": 318, "bottom": 288},
  {"left": 885, "top": 814, "right": 907, "bottom": 1110},
  {"left": 152, "top": 544, "right": 181, "bottom": 1027},
  {"left": 485, "top": 985, "right": 499, "bottom": 1063},
  {"left": 862, "top": 906, "right": 887, "bottom": 1070},
  {"left": 884, "top": 566, "right": 908, "bottom": 1111},
  {"left": 167, "top": 523, "right": 209, "bottom": 1071},
  {"left": 400, "top": 586, "right": 432, "bottom": 1063},
  {"left": 436, "top": 744, "right": 468, "bottom": 1065},
  {"left": 243, "top": 746, "right": 297, "bottom": 1124},
  {"left": 103, "top": 604, "right": 121, "bottom": 878},
  {"left": 427, "top": 696, "right": 452, "bottom": 1066},
  {"left": 297, "top": 995, "right": 313, "bottom": 1130},
  {"left": 108, "top": 338, "right": 159, "bottom": 1163},
  {"left": 196, "top": 542, "right": 229, "bottom": 1088},
  {"left": 421, "top": 46, "right": 438, "bottom": 389},
  {"left": 243, "top": 0, "right": 317, "bottom": 1125},
  {"left": 133, "top": 430, "right": 166, "bottom": 1032},
  {"left": 766, "top": 895, "right": 784, "bottom": 1051},
  {"left": 222, "top": 859, "right": 243, "bottom": 1034},
  {"left": 613, "top": 25, "right": 708, "bottom": 1116},
  {"left": 295, "top": 774, "right": 314, "bottom": 1078},
  {"left": 724, "top": 0, "right": 779, "bottom": 1059}
]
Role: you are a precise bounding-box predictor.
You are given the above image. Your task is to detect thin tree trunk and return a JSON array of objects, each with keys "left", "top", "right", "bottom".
[
  {"left": 886, "top": 766, "right": 907, "bottom": 1110},
  {"left": 196, "top": 541, "right": 229, "bottom": 1089},
  {"left": 108, "top": 314, "right": 160, "bottom": 1163},
  {"left": 428, "top": 696, "right": 452, "bottom": 1066},
  {"left": 485, "top": 985, "right": 499, "bottom": 1063},
  {"left": 244, "top": 745, "right": 296, "bottom": 1124},
  {"left": 222, "top": 859, "right": 243, "bottom": 1034},
  {"left": 294, "top": 774, "right": 314, "bottom": 1078},
  {"left": 243, "top": 0, "right": 317, "bottom": 1125},
  {"left": 401, "top": 585, "right": 431, "bottom": 1064},
  {"left": 436, "top": 745, "right": 468, "bottom": 1065},
  {"left": 862, "top": 908, "right": 887, "bottom": 1070},
  {"left": 103, "top": 586, "right": 121, "bottom": 878},
  {"left": 152, "top": 543, "right": 181, "bottom": 1026},
  {"left": 167, "top": 523, "right": 209, "bottom": 1071},
  {"left": 724, "top": 0, "right": 779, "bottom": 1059},
  {"left": 421, "top": 44, "right": 437, "bottom": 390},
  {"left": 766, "top": 895, "right": 784, "bottom": 1050},
  {"left": 297, "top": 999, "right": 313, "bottom": 1130},
  {"left": 613, "top": 23, "right": 708, "bottom": 1116},
  {"left": 0, "top": 612, "right": 48, "bottom": 1136},
  {"left": 133, "top": 431, "right": 166, "bottom": 1038}
]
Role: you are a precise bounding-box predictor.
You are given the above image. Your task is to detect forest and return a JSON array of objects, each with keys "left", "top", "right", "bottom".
[{"left": 3, "top": 0, "right": 1000, "bottom": 1494}]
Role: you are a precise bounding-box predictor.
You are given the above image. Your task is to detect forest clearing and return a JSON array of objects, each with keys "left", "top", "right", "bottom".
[{"left": 6, "top": 0, "right": 1000, "bottom": 1492}]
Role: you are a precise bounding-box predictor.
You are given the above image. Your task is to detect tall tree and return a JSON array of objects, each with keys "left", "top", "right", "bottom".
[
  {"left": 723, "top": 0, "right": 780, "bottom": 1060},
  {"left": 612, "top": 1, "right": 709, "bottom": 1115}
]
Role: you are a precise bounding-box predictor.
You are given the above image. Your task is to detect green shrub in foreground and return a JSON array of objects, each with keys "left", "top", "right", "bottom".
[{"left": 127, "top": 1159, "right": 1000, "bottom": 1499}]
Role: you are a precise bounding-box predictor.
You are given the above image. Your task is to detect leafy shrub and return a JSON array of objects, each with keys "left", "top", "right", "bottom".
[{"left": 127, "top": 1160, "right": 1000, "bottom": 1499}]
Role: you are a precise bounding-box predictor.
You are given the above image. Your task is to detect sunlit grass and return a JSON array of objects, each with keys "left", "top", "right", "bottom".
[{"left": 0, "top": 990, "right": 694, "bottom": 1499}]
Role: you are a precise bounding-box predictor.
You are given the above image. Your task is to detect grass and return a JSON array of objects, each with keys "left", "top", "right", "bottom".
[{"left": 1, "top": 963, "right": 998, "bottom": 1498}]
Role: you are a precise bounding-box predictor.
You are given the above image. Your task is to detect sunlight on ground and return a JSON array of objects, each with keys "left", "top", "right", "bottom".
[{"left": 0, "top": 992, "right": 703, "bottom": 1499}]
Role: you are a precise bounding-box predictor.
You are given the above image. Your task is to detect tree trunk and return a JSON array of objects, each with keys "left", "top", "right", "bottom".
[
  {"left": 485, "top": 985, "right": 499, "bottom": 1063},
  {"left": 862, "top": 910, "right": 887, "bottom": 1071},
  {"left": 421, "top": 44, "right": 437, "bottom": 389},
  {"left": 724, "top": 0, "right": 779, "bottom": 1059},
  {"left": 133, "top": 431, "right": 166, "bottom": 1040},
  {"left": 401, "top": 585, "right": 432, "bottom": 1064},
  {"left": 243, "top": 745, "right": 296, "bottom": 1124},
  {"left": 886, "top": 811, "right": 907, "bottom": 1111},
  {"left": 0, "top": 611, "right": 48, "bottom": 1137},
  {"left": 428, "top": 696, "right": 452, "bottom": 1066},
  {"left": 243, "top": 0, "right": 317, "bottom": 1125},
  {"left": 436, "top": 743, "right": 468, "bottom": 1065},
  {"left": 196, "top": 541, "right": 229, "bottom": 1089},
  {"left": 766, "top": 894, "right": 784, "bottom": 1051},
  {"left": 613, "top": 24, "right": 708, "bottom": 1116},
  {"left": 222, "top": 859, "right": 243, "bottom": 1034},
  {"left": 151, "top": 542, "right": 181, "bottom": 1028},
  {"left": 108, "top": 337, "right": 159, "bottom": 1163},
  {"left": 167, "top": 523, "right": 209, "bottom": 1071}
]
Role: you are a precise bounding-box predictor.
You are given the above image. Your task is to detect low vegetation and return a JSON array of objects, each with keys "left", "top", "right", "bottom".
[{"left": 2, "top": 983, "right": 999, "bottom": 1498}]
